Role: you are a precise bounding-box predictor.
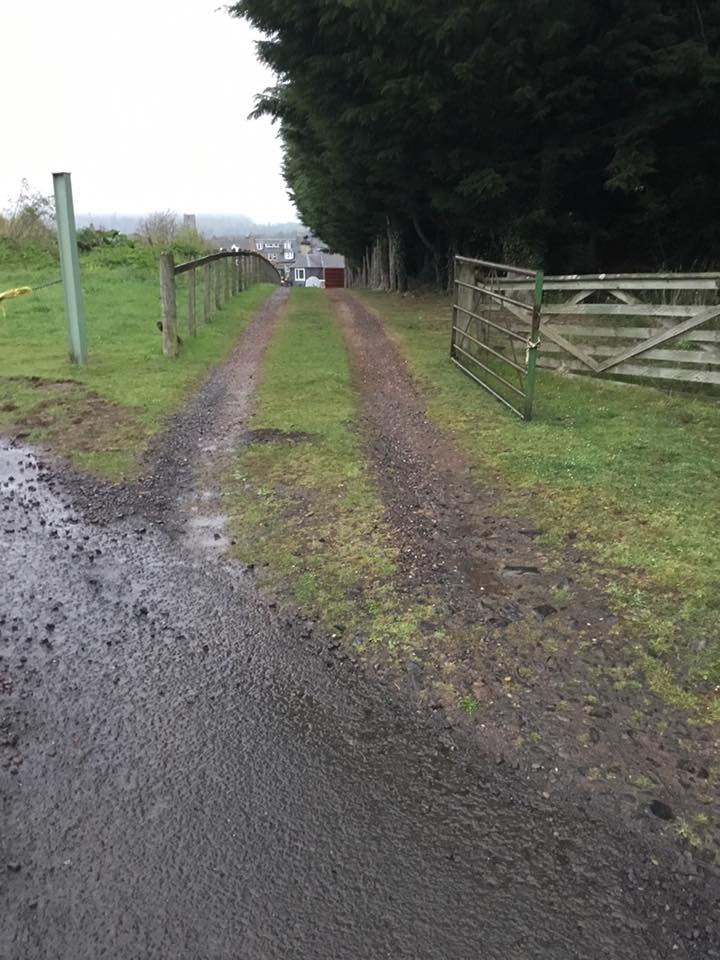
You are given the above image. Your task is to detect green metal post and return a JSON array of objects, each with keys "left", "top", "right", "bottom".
[
  {"left": 523, "top": 269, "right": 544, "bottom": 421},
  {"left": 52, "top": 172, "right": 87, "bottom": 364}
]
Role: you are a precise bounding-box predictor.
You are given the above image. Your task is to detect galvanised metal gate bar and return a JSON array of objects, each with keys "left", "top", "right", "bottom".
[{"left": 450, "top": 255, "right": 544, "bottom": 420}]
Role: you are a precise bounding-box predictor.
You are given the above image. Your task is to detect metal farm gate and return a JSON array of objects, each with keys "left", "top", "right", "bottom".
[{"left": 450, "top": 256, "right": 544, "bottom": 420}]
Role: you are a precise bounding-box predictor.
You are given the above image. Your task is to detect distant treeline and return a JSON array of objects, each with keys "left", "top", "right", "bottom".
[
  {"left": 74, "top": 213, "right": 302, "bottom": 239},
  {"left": 232, "top": 0, "right": 720, "bottom": 286}
]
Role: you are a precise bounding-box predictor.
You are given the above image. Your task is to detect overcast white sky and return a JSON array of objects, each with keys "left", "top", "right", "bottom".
[{"left": 1, "top": 0, "right": 297, "bottom": 222}]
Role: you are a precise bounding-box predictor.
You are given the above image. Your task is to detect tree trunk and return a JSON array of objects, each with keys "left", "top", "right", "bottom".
[
  {"left": 396, "top": 233, "right": 407, "bottom": 293},
  {"left": 370, "top": 240, "right": 381, "bottom": 288},
  {"left": 378, "top": 235, "right": 390, "bottom": 291},
  {"left": 413, "top": 215, "right": 444, "bottom": 289},
  {"left": 387, "top": 217, "right": 397, "bottom": 292},
  {"left": 387, "top": 218, "right": 408, "bottom": 292}
]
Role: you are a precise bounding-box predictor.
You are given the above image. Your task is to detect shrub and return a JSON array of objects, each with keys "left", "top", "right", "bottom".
[
  {"left": 137, "top": 210, "right": 178, "bottom": 247},
  {"left": 76, "top": 225, "right": 127, "bottom": 252},
  {"left": 172, "top": 227, "right": 213, "bottom": 259},
  {"left": 0, "top": 180, "right": 55, "bottom": 248}
]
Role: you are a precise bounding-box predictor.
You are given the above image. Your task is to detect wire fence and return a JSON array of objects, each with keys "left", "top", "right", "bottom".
[{"left": 159, "top": 250, "right": 282, "bottom": 357}]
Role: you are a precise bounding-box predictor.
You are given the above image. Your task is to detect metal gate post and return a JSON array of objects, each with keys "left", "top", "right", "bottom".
[
  {"left": 450, "top": 256, "right": 459, "bottom": 359},
  {"left": 523, "top": 269, "right": 544, "bottom": 420},
  {"left": 52, "top": 172, "right": 87, "bottom": 364}
]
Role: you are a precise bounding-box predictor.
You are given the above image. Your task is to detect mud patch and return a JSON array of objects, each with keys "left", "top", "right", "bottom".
[
  {"left": 0, "top": 376, "right": 147, "bottom": 459},
  {"left": 27, "top": 377, "right": 78, "bottom": 390},
  {"left": 53, "top": 288, "right": 290, "bottom": 536},
  {"left": 243, "top": 427, "right": 316, "bottom": 444}
]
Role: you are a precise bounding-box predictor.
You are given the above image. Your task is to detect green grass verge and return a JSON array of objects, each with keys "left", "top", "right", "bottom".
[
  {"left": 224, "top": 288, "right": 437, "bottom": 647},
  {"left": 0, "top": 240, "right": 273, "bottom": 477},
  {"left": 356, "top": 291, "right": 720, "bottom": 720}
]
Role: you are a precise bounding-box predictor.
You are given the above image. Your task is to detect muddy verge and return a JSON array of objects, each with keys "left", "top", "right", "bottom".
[
  {"left": 64, "top": 288, "right": 289, "bottom": 541},
  {"left": 0, "top": 377, "right": 148, "bottom": 454},
  {"left": 331, "top": 289, "right": 720, "bottom": 860}
]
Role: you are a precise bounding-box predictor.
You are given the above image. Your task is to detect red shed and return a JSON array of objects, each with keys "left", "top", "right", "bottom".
[{"left": 323, "top": 266, "right": 346, "bottom": 288}]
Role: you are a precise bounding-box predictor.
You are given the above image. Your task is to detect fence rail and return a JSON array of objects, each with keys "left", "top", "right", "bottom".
[
  {"left": 159, "top": 250, "right": 281, "bottom": 357},
  {"left": 485, "top": 271, "right": 720, "bottom": 390}
]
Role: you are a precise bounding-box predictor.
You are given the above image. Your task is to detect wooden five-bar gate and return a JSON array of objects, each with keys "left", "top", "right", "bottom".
[{"left": 451, "top": 256, "right": 720, "bottom": 418}]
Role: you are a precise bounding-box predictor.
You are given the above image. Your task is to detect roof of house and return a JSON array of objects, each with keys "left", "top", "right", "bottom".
[{"left": 294, "top": 252, "right": 345, "bottom": 269}]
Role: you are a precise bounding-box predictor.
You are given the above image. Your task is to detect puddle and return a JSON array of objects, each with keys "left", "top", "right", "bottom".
[{"left": 183, "top": 512, "right": 231, "bottom": 552}]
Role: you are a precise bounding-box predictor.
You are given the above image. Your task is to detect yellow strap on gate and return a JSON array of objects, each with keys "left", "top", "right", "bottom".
[
  {"left": 0, "top": 286, "right": 32, "bottom": 317},
  {"left": 0, "top": 286, "right": 32, "bottom": 301}
]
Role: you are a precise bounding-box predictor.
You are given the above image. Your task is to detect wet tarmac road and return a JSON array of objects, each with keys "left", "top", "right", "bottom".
[{"left": 1, "top": 443, "right": 718, "bottom": 959}]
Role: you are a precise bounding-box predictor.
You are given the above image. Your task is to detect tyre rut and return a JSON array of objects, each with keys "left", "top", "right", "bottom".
[{"left": 330, "top": 289, "right": 720, "bottom": 854}]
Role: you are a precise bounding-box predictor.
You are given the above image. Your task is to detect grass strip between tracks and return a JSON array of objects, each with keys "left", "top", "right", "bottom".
[
  {"left": 355, "top": 291, "right": 720, "bottom": 722},
  {"left": 224, "top": 287, "right": 438, "bottom": 648}
]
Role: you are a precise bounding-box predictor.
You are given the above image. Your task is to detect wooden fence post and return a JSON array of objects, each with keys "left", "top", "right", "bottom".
[
  {"left": 224, "top": 256, "right": 231, "bottom": 301},
  {"left": 215, "top": 260, "right": 223, "bottom": 309},
  {"left": 159, "top": 252, "right": 178, "bottom": 358},
  {"left": 187, "top": 267, "right": 197, "bottom": 336},
  {"left": 203, "top": 262, "right": 211, "bottom": 322}
]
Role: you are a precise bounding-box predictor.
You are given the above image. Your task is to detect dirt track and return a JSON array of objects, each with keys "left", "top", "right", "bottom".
[
  {"left": 331, "top": 289, "right": 720, "bottom": 849},
  {"left": 2, "top": 288, "right": 720, "bottom": 957},
  {"left": 65, "top": 287, "right": 289, "bottom": 534}
]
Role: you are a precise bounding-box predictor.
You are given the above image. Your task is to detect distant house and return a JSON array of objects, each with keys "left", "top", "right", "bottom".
[
  {"left": 292, "top": 253, "right": 346, "bottom": 288},
  {"left": 252, "top": 237, "right": 295, "bottom": 265},
  {"left": 213, "top": 235, "right": 252, "bottom": 252}
]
